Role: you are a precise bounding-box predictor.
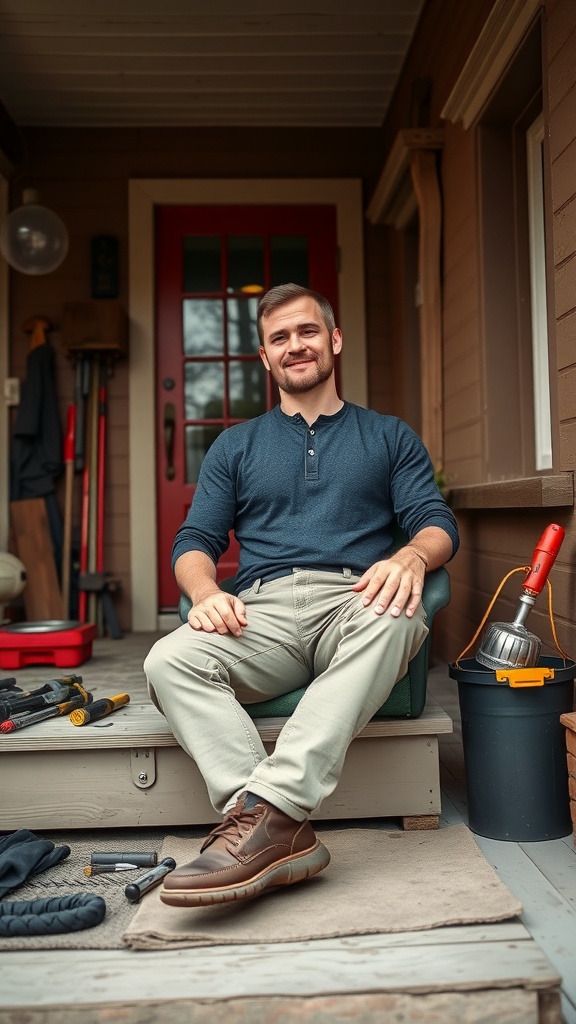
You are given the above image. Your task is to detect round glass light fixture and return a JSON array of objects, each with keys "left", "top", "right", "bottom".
[{"left": 0, "top": 188, "right": 69, "bottom": 275}]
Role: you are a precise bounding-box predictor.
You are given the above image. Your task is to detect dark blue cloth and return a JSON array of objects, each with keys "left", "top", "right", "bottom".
[
  {"left": 10, "top": 342, "right": 63, "bottom": 501},
  {"left": 172, "top": 402, "right": 459, "bottom": 594},
  {"left": 0, "top": 829, "right": 70, "bottom": 898}
]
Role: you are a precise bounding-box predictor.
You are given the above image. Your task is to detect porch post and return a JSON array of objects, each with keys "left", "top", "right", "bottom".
[
  {"left": 366, "top": 129, "right": 444, "bottom": 471},
  {"left": 410, "top": 149, "right": 443, "bottom": 471}
]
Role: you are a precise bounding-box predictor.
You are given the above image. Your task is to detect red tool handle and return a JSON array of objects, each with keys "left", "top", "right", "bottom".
[
  {"left": 64, "top": 404, "right": 76, "bottom": 464},
  {"left": 522, "top": 523, "right": 565, "bottom": 596}
]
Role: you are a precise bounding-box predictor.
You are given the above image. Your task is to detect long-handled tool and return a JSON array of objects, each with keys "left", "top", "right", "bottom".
[
  {"left": 61, "top": 404, "right": 76, "bottom": 619},
  {"left": 476, "top": 523, "right": 565, "bottom": 669}
]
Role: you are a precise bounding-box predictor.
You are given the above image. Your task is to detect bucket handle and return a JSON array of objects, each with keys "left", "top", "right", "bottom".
[{"left": 453, "top": 567, "right": 572, "bottom": 667}]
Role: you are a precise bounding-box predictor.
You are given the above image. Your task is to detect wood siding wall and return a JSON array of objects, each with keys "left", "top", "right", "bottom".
[
  {"left": 373, "top": 0, "right": 576, "bottom": 669},
  {"left": 436, "top": 0, "right": 576, "bottom": 667},
  {"left": 6, "top": 127, "right": 382, "bottom": 628}
]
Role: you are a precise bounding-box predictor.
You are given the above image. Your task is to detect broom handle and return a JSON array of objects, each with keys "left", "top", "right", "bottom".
[{"left": 522, "top": 523, "right": 565, "bottom": 597}]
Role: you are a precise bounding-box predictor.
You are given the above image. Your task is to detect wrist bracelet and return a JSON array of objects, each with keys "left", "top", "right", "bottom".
[{"left": 409, "top": 548, "right": 428, "bottom": 569}]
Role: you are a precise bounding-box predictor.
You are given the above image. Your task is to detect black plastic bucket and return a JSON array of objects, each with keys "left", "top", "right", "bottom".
[{"left": 449, "top": 656, "right": 574, "bottom": 841}]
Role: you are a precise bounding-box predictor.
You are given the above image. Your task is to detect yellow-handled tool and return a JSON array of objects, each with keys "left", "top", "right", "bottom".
[{"left": 70, "top": 693, "right": 129, "bottom": 726}]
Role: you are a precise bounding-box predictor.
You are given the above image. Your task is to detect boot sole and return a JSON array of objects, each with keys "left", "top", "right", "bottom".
[{"left": 159, "top": 839, "right": 330, "bottom": 907}]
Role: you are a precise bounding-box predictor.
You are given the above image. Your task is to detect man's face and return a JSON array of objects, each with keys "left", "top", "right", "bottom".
[{"left": 259, "top": 297, "right": 342, "bottom": 396}]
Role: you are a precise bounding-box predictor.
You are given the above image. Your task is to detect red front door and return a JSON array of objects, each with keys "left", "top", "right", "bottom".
[{"left": 155, "top": 204, "right": 339, "bottom": 610}]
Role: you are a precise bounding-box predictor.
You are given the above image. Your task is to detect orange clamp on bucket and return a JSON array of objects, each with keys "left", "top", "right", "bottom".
[{"left": 495, "top": 667, "right": 555, "bottom": 688}]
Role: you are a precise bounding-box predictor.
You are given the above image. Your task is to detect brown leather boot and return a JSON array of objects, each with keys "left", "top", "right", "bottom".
[{"left": 160, "top": 793, "right": 330, "bottom": 907}]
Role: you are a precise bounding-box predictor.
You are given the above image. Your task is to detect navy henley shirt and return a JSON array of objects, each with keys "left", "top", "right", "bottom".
[{"left": 172, "top": 402, "right": 459, "bottom": 594}]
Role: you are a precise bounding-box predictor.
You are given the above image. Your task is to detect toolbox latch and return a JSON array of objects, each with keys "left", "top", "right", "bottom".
[{"left": 131, "top": 747, "right": 157, "bottom": 788}]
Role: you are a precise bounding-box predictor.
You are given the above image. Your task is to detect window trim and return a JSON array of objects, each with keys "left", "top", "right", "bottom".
[
  {"left": 441, "top": 0, "right": 543, "bottom": 130},
  {"left": 526, "top": 112, "right": 552, "bottom": 471}
]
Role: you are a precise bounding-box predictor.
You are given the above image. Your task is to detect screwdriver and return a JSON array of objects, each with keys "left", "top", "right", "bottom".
[
  {"left": 70, "top": 693, "right": 130, "bottom": 726},
  {"left": 84, "top": 863, "right": 139, "bottom": 876}
]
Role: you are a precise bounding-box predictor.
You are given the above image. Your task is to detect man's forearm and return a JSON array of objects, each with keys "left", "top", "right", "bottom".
[
  {"left": 405, "top": 527, "right": 454, "bottom": 572},
  {"left": 174, "top": 550, "right": 221, "bottom": 605}
]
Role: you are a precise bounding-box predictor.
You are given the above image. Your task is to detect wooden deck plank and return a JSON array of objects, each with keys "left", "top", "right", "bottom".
[
  {"left": 0, "top": 989, "right": 547, "bottom": 1024},
  {"left": 519, "top": 838, "right": 576, "bottom": 910},
  {"left": 11, "top": 992, "right": 564, "bottom": 1024},
  {"left": 472, "top": 835, "right": 576, "bottom": 1013},
  {"left": 0, "top": 932, "right": 560, "bottom": 1007}
]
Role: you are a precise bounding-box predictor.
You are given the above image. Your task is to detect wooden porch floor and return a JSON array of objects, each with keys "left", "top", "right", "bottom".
[{"left": 1, "top": 632, "right": 575, "bottom": 1023}]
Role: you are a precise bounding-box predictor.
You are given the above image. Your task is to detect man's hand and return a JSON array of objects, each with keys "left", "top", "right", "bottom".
[
  {"left": 352, "top": 549, "right": 426, "bottom": 618},
  {"left": 187, "top": 590, "right": 248, "bottom": 637}
]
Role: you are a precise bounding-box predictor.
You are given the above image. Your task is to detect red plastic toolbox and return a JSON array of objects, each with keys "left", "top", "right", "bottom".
[{"left": 0, "top": 622, "right": 98, "bottom": 669}]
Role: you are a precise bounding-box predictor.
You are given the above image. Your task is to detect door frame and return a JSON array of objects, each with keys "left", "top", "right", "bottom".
[
  {"left": 0, "top": 174, "right": 9, "bottom": 552},
  {"left": 128, "top": 178, "right": 367, "bottom": 631}
]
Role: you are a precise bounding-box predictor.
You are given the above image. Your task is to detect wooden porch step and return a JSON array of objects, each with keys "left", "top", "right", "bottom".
[
  {"left": 0, "top": 923, "right": 562, "bottom": 1023},
  {"left": 1, "top": 696, "right": 452, "bottom": 830}
]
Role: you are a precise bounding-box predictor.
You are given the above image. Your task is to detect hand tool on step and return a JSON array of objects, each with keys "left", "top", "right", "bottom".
[
  {"left": 0, "top": 678, "right": 18, "bottom": 691},
  {"left": 124, "top": 858, "right": 177, "bottom": 903},
  {"left": 91, "top": 852, "right": 157, "bottom": 867},
  {"left": 84, "top": 863, "right": 139, "bottom": 876},
  {"left": 0, "top": 675, "right": 88, "bottom": 720},
  {"left": 0, "top": 692, "right": 89, "bottom": 732},
  {"left": 476, "top": 523, "right": 566, "bottom": 669},
  {"left": 70, "top": 692, "right": 129, "bottom": 726}
]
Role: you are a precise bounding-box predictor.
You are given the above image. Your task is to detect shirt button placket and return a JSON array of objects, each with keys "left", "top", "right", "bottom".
[{"left": 305, "top": 427, "right": 318, "bottom": 480}]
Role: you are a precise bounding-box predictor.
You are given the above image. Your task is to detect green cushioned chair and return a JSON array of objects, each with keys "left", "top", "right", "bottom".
[{"left": 178, "top": 540, "right": 450, "bottom": 721}]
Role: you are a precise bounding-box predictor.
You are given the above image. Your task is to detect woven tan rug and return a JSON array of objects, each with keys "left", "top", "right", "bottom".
[
  {"left": 122, "top": 824, "right": 522, "bottom": 950},
  {"left": 0, "top": 827, "right": 183, "bottom": 951}
]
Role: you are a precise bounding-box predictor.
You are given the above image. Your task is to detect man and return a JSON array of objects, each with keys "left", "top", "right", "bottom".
[{"left": 144, "top": 283, "right": 459, "bottom": 909}]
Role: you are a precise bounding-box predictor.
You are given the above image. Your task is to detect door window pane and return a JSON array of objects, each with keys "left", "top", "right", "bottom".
[
  {"left": 227, "top": 297, "right": 259, "bottom": 354},
  {"left": 185, "top": 362, "right": 224, "bottom": 419},
  {"left": 227, "top": 236, "right": 264, "bottom": 292},
  {"left": 228, "top": 361, "right": 268, "bottom": 419},
  {"left": 270, "top": 236, "right": 309, "bottom": 286},
  {"left": 183, "top": 236, "right": 221, "bottom": 292},
  {"left": 183, "top": 299, "right": 223, "bottom": 355},
  {"left": 185, "top": 425, "right": 223, "bottom": 483}
]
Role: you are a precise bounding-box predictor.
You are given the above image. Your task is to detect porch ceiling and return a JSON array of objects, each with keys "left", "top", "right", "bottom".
[{"left": 0, "top": 0, "right": 424, "bottom": 128}]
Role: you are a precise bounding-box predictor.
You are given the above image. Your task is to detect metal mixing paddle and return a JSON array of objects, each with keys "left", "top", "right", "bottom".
[{"left": 476, "top": 523, "right": 565, "bottom": 669}]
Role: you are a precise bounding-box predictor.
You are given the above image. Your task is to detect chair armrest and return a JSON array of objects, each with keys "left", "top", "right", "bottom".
[{"left": 421, "top": 566, "right": 451, "bottom": 621}]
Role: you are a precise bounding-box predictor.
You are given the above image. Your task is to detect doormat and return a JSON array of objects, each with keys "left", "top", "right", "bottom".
[
  {"left": 0, "top": 824, "right": 522, "bottom": 951},
  {"left": 123, "top": 824, "right": 522, "bottom": 951}
]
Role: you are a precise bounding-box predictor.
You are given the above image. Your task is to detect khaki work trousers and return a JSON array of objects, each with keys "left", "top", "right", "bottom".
[{"left": 144, "top": 569, "right": 428, "bottom": 821}]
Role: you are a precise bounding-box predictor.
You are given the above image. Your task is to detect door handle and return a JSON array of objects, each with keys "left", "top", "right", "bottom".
[{"left": 164, "top": 402, "right": 176, "bottom": 480}]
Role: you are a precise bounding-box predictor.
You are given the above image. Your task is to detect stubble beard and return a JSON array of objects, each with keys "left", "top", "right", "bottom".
[{"left": 272, "top": 353, "right": 334, "bottom": 395}]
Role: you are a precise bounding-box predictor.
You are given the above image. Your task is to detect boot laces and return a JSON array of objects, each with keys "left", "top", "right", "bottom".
[{"left": 201, "top": 805, "right": 263, "bottom": 852}]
